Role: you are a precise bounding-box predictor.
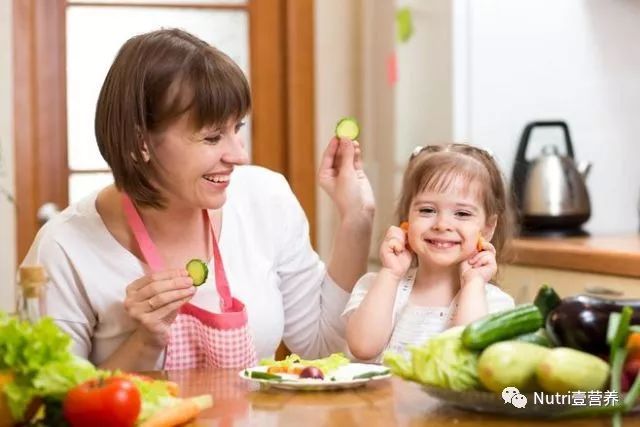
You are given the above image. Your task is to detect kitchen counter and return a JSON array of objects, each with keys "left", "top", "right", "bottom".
[
  {"left": 510, "top": 234, "right": 640, "bottom": 278},
  {"left": 149, "top": 368, "right": 640, "bottom": 426}
]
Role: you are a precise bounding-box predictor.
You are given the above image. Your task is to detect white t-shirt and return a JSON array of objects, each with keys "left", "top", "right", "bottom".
[
  {"left": 21, "top": 165, "right": 350, "bottom": 368},
  {"left": 342, "top": 269, "right": 515, "bottom": 361}
]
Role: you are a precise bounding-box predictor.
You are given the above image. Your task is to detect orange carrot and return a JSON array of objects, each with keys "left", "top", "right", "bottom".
[
  {"left": 476, "top": 234, "right": 485, "bottom": 252},
  {"left": 165, "top": 381, "right": 180, "bottom": 397},
  {"left": 400, "top": 222, "right": 409, "bottom": 233},
  {"left": 289, "top": 366, "right": 305, "bottom": 375},
  {"left": 139, "top": 395, "right": 213, "bottom": 427},
  {"left": 0, "top": 372, "right": 15, "bottom": 427},
  {"left": 267, "top": 366, "right": 289, "bottom": 374},
  {"left": 267, "top": 365, "right": 306, "bottom": 375}
]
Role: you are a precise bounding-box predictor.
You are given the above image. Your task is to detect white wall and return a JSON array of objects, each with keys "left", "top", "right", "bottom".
[
  {"left": 467, "top": 0, "right": 640, "bottom": 234},
  {"left": 395, "top": 0, "right": 640, "bottom": 235},
  {"left": 314, "top": 0, "right": 364, "bottom": 259},
  {"left": 315, "top": 0, "right": 397, "bottom": 261},
  {"left": 0, "top": 0, "right": 16, "bottom": 312},
  {"left": 395, "top": 0, "right": 454, "bottom": 161}
]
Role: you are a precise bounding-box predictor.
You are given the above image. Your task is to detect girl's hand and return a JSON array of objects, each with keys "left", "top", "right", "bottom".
[
  {"left": 380, "top": 226, "right": 413, "bottom": 279},
  {"left": 459, "top": 240, "right": 497, "bottom": 287},
  {"left": 318, "top": 137, "right": 375, "bottom": 220},
  {"left": 124, "top": 269, "right": 195, "bottom": 348}
]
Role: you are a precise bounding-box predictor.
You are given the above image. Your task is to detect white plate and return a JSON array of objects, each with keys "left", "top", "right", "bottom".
[{"left": 239, "top": 363, "right": 391, "bottom": 391}]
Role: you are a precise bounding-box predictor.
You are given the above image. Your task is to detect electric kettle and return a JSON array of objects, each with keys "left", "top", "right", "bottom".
[{"left": 511, "top": 121, "right": 592, "bottom": 236}]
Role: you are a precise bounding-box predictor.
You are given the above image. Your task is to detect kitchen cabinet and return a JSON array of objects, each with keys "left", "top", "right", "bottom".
[
  {"left": 499, "top": 234, "right": 640, "bottom": 304},
  {"left": 498, "top": 264, "right": 640, "bottom": 305}
]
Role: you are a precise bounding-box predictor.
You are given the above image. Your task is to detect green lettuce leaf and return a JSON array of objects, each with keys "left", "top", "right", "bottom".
[
  {"left": 0, "top": 314, "right": 99, "bottom": 420},
  {"left": 382, "top": 352, "right": 413, "bottom": 380},
  {"left": 128, "top": 376, "right": 179, "bottom": 423},
  {"left": 384, "top": 326, "right": 480, "bottom": 391}
]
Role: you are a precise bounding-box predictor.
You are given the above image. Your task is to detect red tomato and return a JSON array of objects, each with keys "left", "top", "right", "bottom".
[{"left": 63, "top": 377, "right": 141, "bottom": 427}]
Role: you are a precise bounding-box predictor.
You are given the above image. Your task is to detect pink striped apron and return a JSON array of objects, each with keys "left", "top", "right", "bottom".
[{"left": 122, "top": 194, "right": 257, "bottom": 370}]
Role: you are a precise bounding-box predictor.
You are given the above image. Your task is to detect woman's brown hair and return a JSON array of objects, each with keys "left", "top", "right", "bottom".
[
  {"left": 95, "top": 28, "right": 251, "bottom": 208},
  {"left": 395, "top": 143, "right": 516, "bottom": 263}
]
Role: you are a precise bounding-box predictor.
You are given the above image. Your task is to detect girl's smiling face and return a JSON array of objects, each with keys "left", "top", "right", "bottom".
[
  {"left": 406, "top": 175, "right": 496, "bottom": 268},
  {"left": 148, "top": 113, "right": 249, "bottom": 210}
]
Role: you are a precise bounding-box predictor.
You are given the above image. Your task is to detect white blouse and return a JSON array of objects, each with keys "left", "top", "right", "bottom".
[
  {"left": 342, "top": 269, "right": 515, "bottom": 361},
  {"left": 21, "top": 165, "right": 350, "bottom": 368}
]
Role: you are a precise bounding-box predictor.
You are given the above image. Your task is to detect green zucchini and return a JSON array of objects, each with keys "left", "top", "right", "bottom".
[
  {"left": 335, "top": 117, "right": 360, "bottom": 140},
  {"left": 462, "top": 304, "right": 543, "bottom": 350},
  {"left": 352, "top": 369, "right": 390, "bottom": 380},
  {"left": 249, "top": 371, "right": 283, "bottom": 381},
  {"left": 513, "top": 328, "right": 553, "bottom": 347},
  {"left": 533, "top": 284, "right": 562, "bottom": 320},
  {"left": 186, "top": 259, "right": 208, "bottom": 286}
]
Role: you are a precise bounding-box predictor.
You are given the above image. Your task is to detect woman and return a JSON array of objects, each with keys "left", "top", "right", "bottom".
[{"left": 21, "top": 28, "right": 374, "bottom": 371}]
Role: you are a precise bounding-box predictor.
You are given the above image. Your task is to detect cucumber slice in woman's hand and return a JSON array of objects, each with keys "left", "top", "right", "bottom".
[
  {"left": 186, "top": 259, "right": 208, "bottom": 286},
  {"left": 335, "top": 117, "right": 360, "bottom": 140}
]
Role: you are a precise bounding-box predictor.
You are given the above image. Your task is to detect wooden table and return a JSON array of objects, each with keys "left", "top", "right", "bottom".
[{"left": 149, "top": 369, "right": 640, "bottom": 426}]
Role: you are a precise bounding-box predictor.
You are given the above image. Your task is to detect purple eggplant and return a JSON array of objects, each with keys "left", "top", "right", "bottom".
[{"left": 545, "top": 295, "right": 640, "bottom": 356}]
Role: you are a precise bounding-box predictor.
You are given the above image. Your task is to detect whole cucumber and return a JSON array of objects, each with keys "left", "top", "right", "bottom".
[
  {"left": 513, "top": 328, "right": 553, "bottom": 347},
  {"left": 462, "top": 304, "right": 543, "bottom": 351},
  {"left": 533, "top": 284, "right": 561, "bottom": 320}
]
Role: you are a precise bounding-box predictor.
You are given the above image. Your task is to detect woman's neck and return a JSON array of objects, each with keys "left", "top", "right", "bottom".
[{"left": 138, "top": 202, "right": 205, "bottom": 242}]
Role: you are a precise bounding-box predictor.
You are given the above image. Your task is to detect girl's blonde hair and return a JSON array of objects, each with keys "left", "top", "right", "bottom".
[{"left": 396, "top": 143, "right": 516, "bottom": 263}]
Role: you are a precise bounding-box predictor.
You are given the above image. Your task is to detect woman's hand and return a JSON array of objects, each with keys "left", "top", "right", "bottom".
[
  {"left": 318, "top": 137, "right": 375, "bottom": 220},
  {"left": 124, "top": 269, "right": 195, "bottom": 348},
  {"left": 380, "top": 226, "right": 413, "bottom": 280},
  {"left": 459, "top": 240, "right": 497, "bottom": 287}
]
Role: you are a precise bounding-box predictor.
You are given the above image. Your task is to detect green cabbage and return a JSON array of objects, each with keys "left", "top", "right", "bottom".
[{"left": 383, "top": 326, "right": 480, "bottom": 391}]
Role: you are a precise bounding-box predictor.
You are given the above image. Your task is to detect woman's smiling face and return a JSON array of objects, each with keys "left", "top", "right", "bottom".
[
  {"left": 148, "top": 113, "right": 249, "bottom": 210},
  {"left": 406, "top": 175, "right": 496, "bottom": 268}
]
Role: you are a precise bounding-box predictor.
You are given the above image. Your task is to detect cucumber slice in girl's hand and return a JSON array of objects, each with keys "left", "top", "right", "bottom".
[
  {"left": 186, "top": 259, "right": 208, "bottom": 286},
  {"left": 335, "top": 117, "right": 360, "bottom": 140}
]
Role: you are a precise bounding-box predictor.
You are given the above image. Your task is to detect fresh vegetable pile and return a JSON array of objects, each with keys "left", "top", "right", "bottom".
[
  {"left": 0, "top": 313, "right": 212, "bottom": 426},
  {"left": 383, "top": 285, "right": 640, "bottom": 420}
]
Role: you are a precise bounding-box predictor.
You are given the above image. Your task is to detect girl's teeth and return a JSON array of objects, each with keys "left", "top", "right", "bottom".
[{"left": 429, "top": 240, "right": 455, "bottom": 248}]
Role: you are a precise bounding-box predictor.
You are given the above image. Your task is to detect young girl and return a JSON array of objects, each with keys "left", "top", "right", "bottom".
[{"left": 344, "top": 143, "right": 515, "bottom": 361}]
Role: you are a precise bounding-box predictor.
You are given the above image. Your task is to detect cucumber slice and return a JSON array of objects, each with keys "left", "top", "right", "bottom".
[
  {"left": 186, "top": 259, "right": 208, "bottom": 286},
  {"left": 335, "top": 117, "right": 360, "bottom": 140}
]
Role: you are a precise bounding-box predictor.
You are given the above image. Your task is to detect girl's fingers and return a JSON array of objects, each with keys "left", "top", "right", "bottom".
[
  {"left": 469, "top": 251, "right": 495, "bottom": 266},
  {"left": 482, "top": 242, "right": 497, "bottom": 254},
  {"left": 385, "top": 226, "right": 405, "bottom": 241},
  {"left": 389, "top": 239, "right": 403, "bottom": 255}
]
